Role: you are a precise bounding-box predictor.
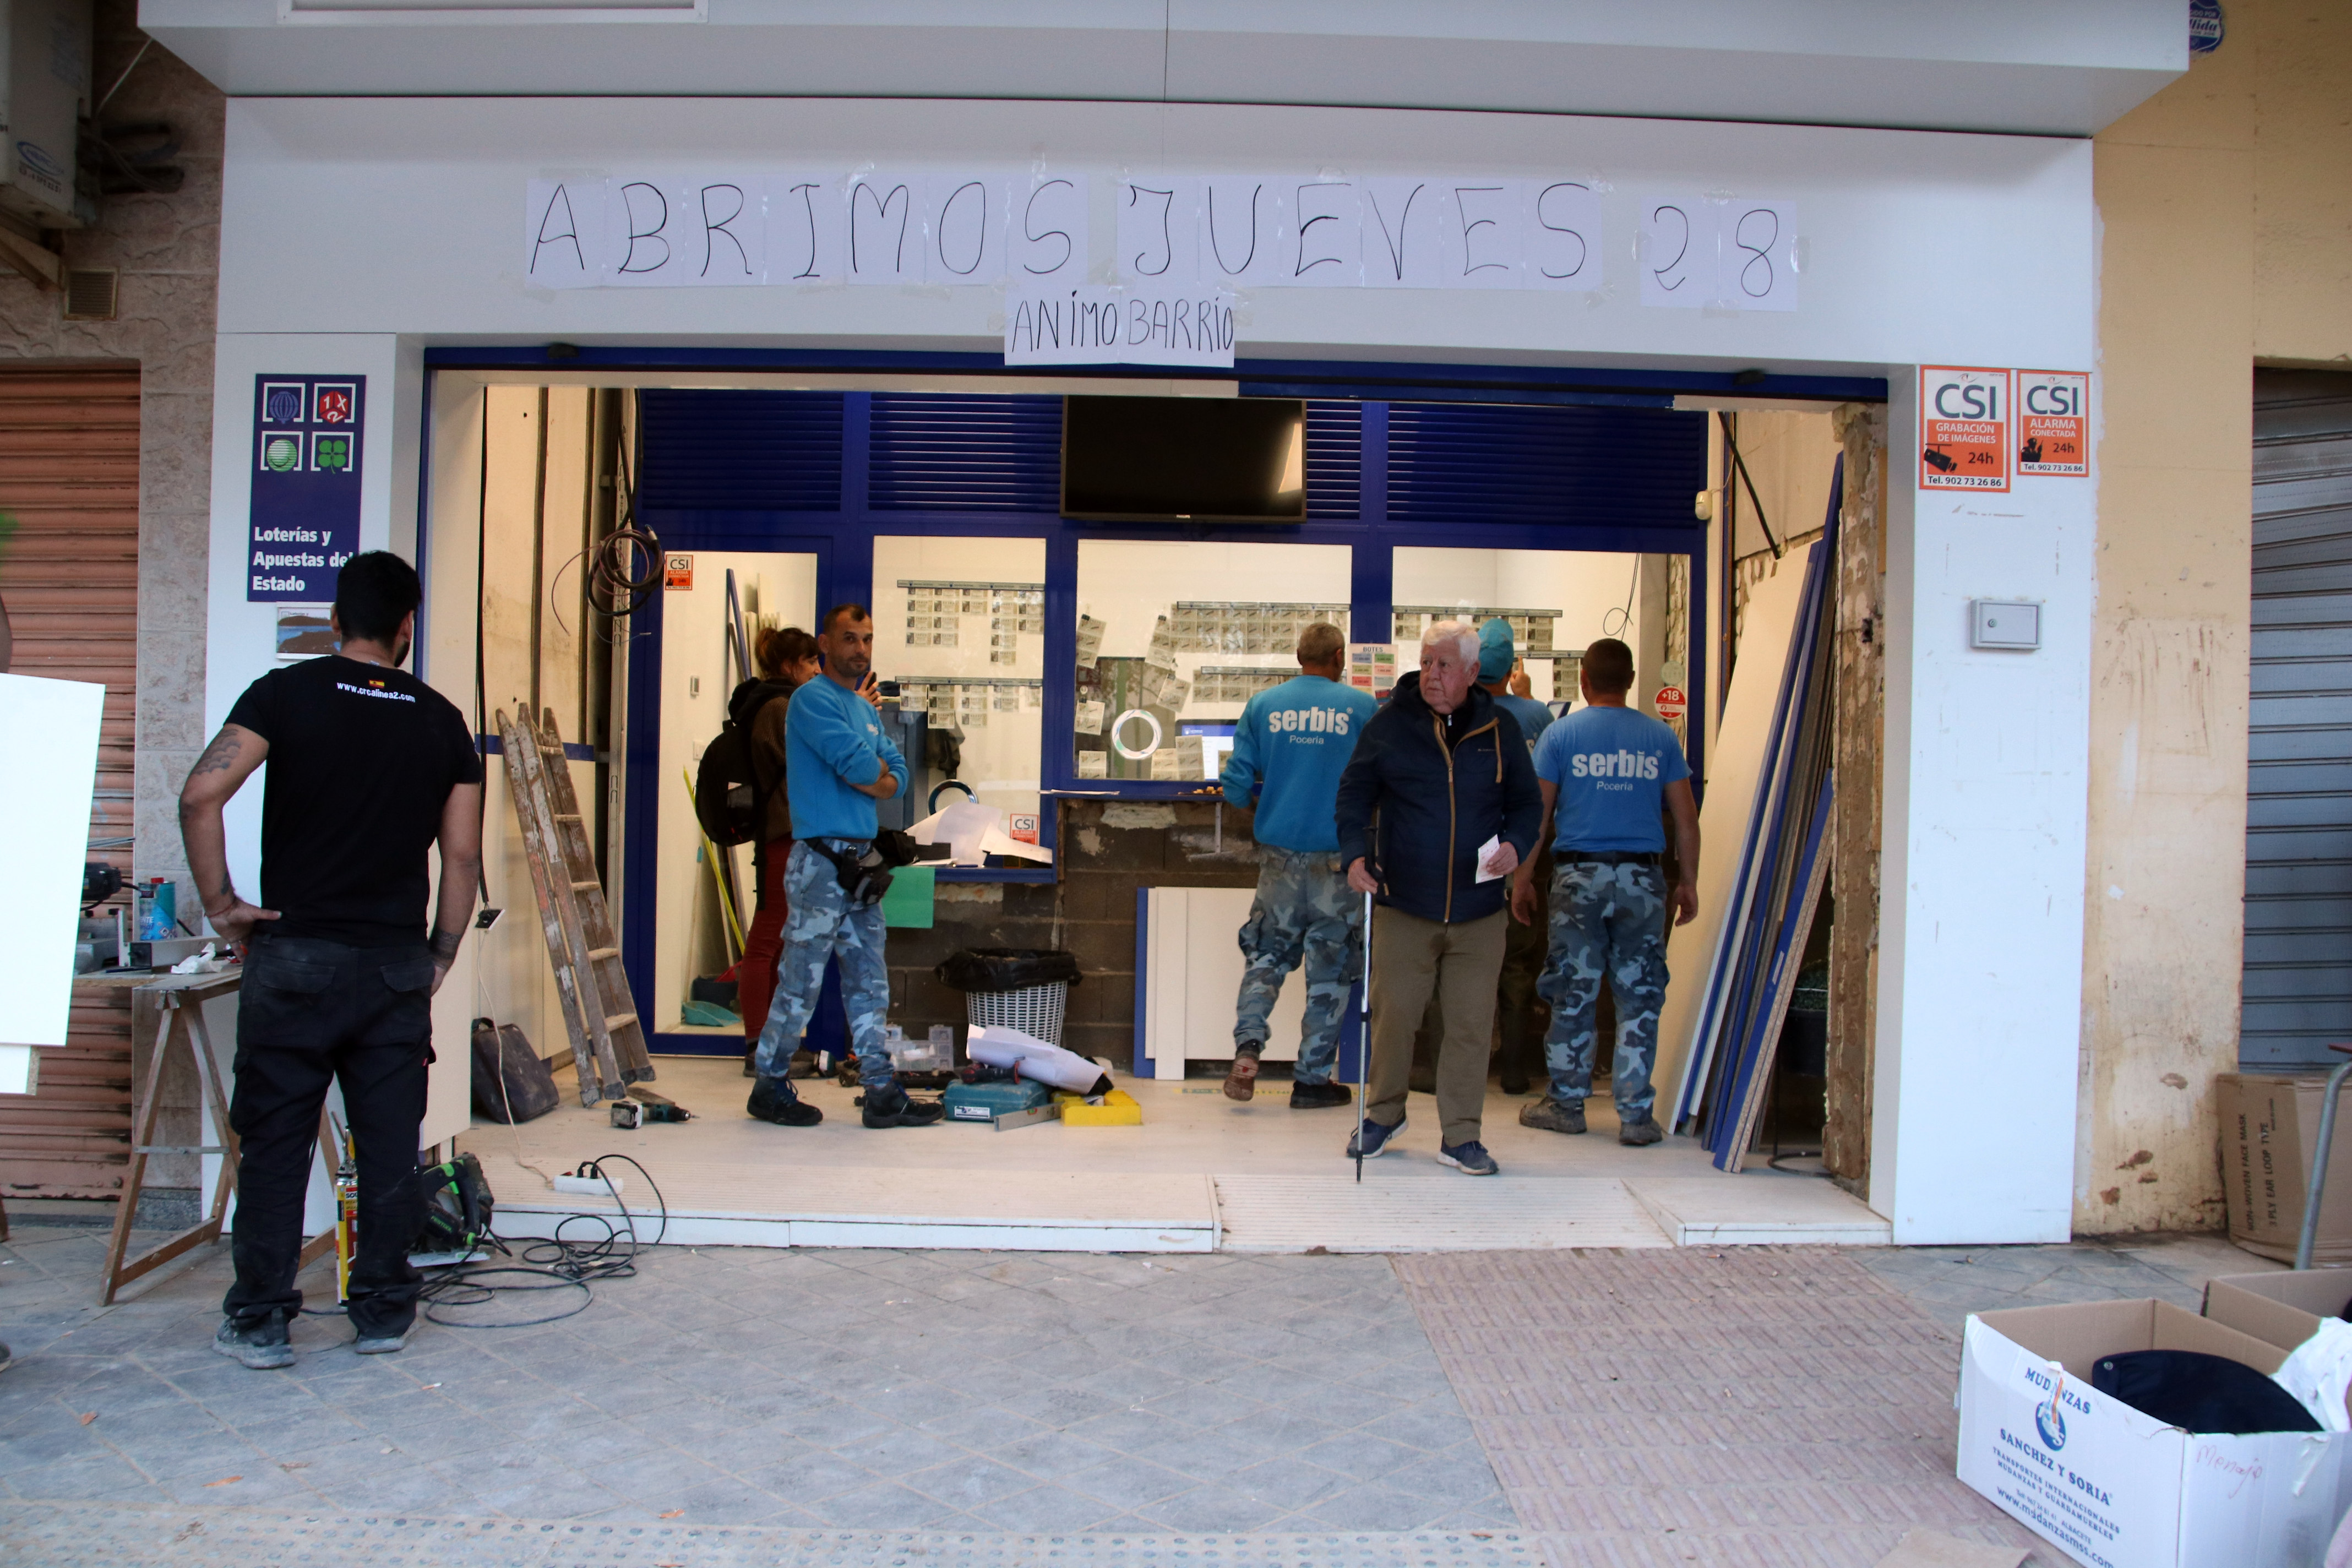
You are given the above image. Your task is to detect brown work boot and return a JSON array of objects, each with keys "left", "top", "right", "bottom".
[{"left": 1223, "top": 1044, "right": 1263, "bottom": 1102}]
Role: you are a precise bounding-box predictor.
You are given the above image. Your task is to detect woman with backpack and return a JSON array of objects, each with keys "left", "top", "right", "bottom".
[{"left": 736, "top": 625, "right": 820, "bottom": 1071}]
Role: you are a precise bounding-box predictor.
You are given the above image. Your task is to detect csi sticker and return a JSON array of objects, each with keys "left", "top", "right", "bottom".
[
  {"left": 665, "top": 553, "right": 694, "bottom": 590},
  {"left": 2017, "top": 371, "right": 2089, "bottom": 477},
  {"left": 1919, "top": 366, "right": 2011, "bottom": 492}
]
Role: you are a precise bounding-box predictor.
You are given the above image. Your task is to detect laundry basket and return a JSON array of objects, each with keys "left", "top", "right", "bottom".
[{"left": 935, "top": 949, "right": 1083, "bottom": 1048}]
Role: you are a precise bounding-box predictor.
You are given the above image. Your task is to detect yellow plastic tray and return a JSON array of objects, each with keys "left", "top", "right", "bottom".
[{"left": 1054, "top": 1088, "right": 1142, "bottom": 1126}]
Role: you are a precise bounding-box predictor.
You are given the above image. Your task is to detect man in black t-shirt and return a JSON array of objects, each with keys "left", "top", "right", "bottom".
[{"left": 179, "top": 552, "right": 482, "bottom": 1369}]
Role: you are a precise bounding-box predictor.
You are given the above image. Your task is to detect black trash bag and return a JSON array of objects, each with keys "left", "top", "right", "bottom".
[
  {"left": 470, "top": 1017, "right": 560, "bottom": 1124},
  {"left": 934, "top": 948, "right": 1084, "bottom": 994},
  {"left": 2091, "top": 1349, "right": 2320, "bottom": 1435}
]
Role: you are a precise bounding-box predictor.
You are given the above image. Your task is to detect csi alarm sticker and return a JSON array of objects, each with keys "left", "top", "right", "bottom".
[
  {"left": 1919, "top": 366, "right": 2011, "bottom": 492},
  {"left": 664, "top": 553, "right": 694, "bottom": 590},
  {"left": 2017, "top": 371, "right": 2089, "bottom": 477},
  {"left": 1654, "top": 685, "right": 1687, "bottom": 722}
]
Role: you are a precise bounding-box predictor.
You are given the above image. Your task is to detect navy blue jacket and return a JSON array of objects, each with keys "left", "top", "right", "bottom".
[{"left": 1335, "top": 672, "right": 1542, "bottom": 925}]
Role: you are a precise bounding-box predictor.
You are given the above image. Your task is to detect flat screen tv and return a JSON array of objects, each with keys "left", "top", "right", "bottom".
[{"left": 1061, "top": 396, "right": 1306, "bottom": 523}]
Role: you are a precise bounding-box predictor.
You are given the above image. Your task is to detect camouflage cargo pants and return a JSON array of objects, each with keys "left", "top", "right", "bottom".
[
  {"left": 1233, "top": 846, "right": 1363, "bottom": 1085},
  {"left": 752, "top": 840, "right": 894, "bottom": 1091},
  {"left": 1536, "top": 859, "right": 1670, "bottom": 1120}
]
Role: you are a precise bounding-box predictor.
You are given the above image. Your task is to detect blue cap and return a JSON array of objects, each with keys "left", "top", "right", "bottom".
[{"left": 1478, "top": 617, "right": 1515, "bottom": 682}]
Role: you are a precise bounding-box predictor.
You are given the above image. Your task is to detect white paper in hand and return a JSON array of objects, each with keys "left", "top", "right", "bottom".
[{"left": 1475, "top": 835, "right": 1507, "bottom": 883}]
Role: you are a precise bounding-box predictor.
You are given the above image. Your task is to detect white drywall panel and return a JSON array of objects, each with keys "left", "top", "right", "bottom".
[{"left": 0, "top": 673, "right": 106, "bottom": 1092}]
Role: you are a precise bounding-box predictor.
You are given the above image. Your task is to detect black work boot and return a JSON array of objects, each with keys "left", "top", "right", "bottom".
[
  {"left": 214, "top": 1316, "right": 293, "bottom": 1370},
  {"left": 1518, "top": 1097, "right": 1586, "bottom": 1135},
  {"left": 1289, "top": 1081, "right": 1350, "bottom": 1110},
  {"left": 1617, "top": 1112, "right": 1664, "bottom": 1146},
  {"left": 748, "top": 1076, "right": 823, "bottom": 1127},
  {"left": 862, "top": 1086, "right": 945, "bottom": 1129}
]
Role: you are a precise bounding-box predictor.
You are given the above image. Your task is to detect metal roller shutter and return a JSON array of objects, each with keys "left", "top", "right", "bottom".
[
  {"left": 2245, "top": 370, "right": 2352, "bottom": 1068},
  {"left": 0, "top": 365, "right": 142, "bottom": 1198}
]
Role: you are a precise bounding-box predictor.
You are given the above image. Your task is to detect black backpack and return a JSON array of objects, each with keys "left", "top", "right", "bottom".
[
  {"left": 470, "top": 1017, "right": 559, "bottom": 1124},
  {"left": 695, "top": 678, "right": 792, "bottom": 847}
]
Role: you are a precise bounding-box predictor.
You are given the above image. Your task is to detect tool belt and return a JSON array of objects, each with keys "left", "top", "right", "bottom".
[{"left": 810, "top": 831, "right": 922, "bottom": 906}]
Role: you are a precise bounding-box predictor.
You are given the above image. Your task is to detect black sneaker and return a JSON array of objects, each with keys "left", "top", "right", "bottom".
[
  {"left": 1346, "top": 1114, "right": 1404, "bottom": 1159},
  {"left": 1618, "top": 1112, "right": 1665, "bottom": 1147},
  {"left": 748, "top": 1076, "right": 822, "bottom": 1126},
  {"left": 862, "top": 1088, "right": 945, "bottom": 1129},
  {"left": 353, "top": 1325, "right": 413, "bottom": 1355},
  {"left": 1438, "top": 1139, "right": 1500, "bottom": 1176},
  {"left": 1289, "top": 1081, "right": 1350, "bottom": 1110},
  {"left": 214, "top": 1317, "right": 293, "bottom": 1370},
  {"left": 1519, "top": 1097, "right": 1586, "bottom": 1135}
]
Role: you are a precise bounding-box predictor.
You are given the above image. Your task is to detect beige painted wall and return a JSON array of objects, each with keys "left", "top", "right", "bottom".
[{"left": 2079, "top": 0, "right": 2352, "bottom": 1234}]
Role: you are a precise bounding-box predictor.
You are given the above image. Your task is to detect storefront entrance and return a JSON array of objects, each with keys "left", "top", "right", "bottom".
[{"left": 430, "top": 361, "right": 1884, "bottom": 1249}]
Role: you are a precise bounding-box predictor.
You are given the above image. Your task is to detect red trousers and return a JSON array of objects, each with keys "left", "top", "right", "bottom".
[{"left": 738, "top": 840, "right": 792, "bottom": 1042}]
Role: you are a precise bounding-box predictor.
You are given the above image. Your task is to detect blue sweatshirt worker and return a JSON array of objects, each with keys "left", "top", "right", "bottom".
[
  {"left": 1218, "top": 622, "right": 1378, "bottom": 1108},
  {"left": 1513, "top": 636, "right": 1701, "bottom": 1146},
  {"left": 749, "top": 604, "right": 941, "bottom": 1130}
]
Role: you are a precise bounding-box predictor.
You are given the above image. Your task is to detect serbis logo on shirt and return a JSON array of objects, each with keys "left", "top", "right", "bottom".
[
  {"left": 1570, "top": 749, "right": 1660, "bottom": 782},
  {"left": 1271, "top": 707, "right": 1352, "bottom": 739}
]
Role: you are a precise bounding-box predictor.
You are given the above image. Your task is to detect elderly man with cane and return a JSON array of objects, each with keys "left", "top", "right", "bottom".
[{"left": 1335, "top": 620, "right": 1542, "bottom": 1175}]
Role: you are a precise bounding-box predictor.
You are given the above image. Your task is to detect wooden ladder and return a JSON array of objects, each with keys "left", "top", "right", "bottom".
[{"left": 497, "top": 707, "right": 652, "bottom": 1106}]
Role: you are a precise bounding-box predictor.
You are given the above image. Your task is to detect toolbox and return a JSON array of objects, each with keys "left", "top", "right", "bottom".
[{"left": 943, "top": 1077, "right": 1055, "bottom": 1128}]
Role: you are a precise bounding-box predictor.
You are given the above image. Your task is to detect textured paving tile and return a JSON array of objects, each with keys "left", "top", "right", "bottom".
[
  {"left": 1391, "top": 1247, "right": 2049, "bottom": 1568},
  {"left": 0, "top": 1231, "right": 1505, "bottom": 1536}
]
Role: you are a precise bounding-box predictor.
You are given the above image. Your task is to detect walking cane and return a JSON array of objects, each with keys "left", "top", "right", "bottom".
[{"left": 1355, "top": 888, "right": 1372, "bottom": 1183}]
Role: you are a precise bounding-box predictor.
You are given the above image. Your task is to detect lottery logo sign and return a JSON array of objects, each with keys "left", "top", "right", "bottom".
[
  {"left": 2017, "top": 371, "right": 2089, "bottom": 477},
  {"left": 1919, "top": 366, "right": 2011, "bottom": 492},
  {"left": 312, "top": 384, "right": 357, "bottom": 425},
  {"left": 248, "top": 374, "right": 367, "bottom": 603}
]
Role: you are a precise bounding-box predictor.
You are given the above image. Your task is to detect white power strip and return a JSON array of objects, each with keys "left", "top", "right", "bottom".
[{"left": 551, "top": 1172, "right": 622, "bottom": 1197}]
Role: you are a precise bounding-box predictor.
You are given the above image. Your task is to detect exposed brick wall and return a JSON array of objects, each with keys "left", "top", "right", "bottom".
[
  {"left": 0, "top": 0, "right": 224, "bottom": 892},
  {"left": 884, "top": 799, "right": 1263, "bottom": 1069}
]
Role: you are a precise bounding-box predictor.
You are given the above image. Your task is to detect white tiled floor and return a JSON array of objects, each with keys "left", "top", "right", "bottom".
[{"left": 459, "top": 1057, "right": 1884, "bottom": 1252}]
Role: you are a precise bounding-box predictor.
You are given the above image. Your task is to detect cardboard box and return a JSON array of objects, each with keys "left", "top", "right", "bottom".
[
  {"left": 1958, "top": 1298, "right": 2352, "bottom": 1567},
  {"left": 2205, "top": 1268, "right": 2352, "bottom": 1357},
  {"left": 2219, "top": 1073, "right": 2352, "bottom": 1265}
]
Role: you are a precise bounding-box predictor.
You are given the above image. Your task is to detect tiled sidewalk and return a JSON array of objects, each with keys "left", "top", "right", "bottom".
[
  {"left": 0, "top": 1217, "right": 2282, "bottom": 1567},
  {"left": 0, "top": 1226, "right": 1511, "bottom": 1533},
  {"left": 1395, "top": 1247, "right": 2039, "bottom": 1568}
]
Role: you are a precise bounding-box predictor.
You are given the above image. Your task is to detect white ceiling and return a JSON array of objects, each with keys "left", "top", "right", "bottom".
[{"left": 142, "top": 0, "right": 2184, "bottom": 137}]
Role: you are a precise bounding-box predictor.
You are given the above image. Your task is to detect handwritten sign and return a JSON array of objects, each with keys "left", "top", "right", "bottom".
[
  {"left": 2017, "top": 371, "right": 2089, "bottom": 477},
  {"left": 526, "top": 172, "right": 1090, "bottom": 290},
  {"left": 1640, "top": 194, "right": 1798, "bottom": 309},
  {"left": 526, "top": 168, "right": 1792, "bottom": 309},
  {"left": 1004, "top": 284, "right": 1235, "bottom": 368},
  {"left": 1919, "top": 367, "right": 2011, "bottom": 492},
  {"left": 247, "top": 375, "right": 364, "bottom": 603}
]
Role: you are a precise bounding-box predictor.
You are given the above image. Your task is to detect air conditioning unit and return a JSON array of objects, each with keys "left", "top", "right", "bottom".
[{"left": 0, "top": 0, "right": 92, "bottom": 228}]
